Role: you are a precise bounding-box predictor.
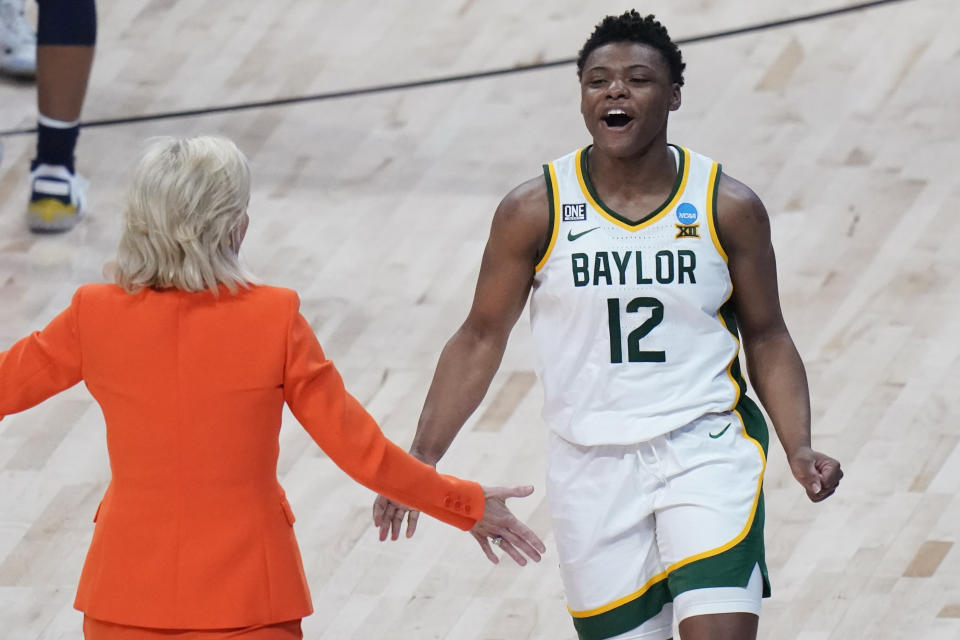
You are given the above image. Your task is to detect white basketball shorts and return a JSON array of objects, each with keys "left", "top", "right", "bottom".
[{"left": 546, "top": 400, "right": 771, "bottom": 640}]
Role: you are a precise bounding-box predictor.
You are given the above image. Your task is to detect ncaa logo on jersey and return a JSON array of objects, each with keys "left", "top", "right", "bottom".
[
  {"left": 562, "top": 203, "right": 587, "bottom": 222},
  {"left": 675, "top": 202, "right": 700, "bottom": 239}
]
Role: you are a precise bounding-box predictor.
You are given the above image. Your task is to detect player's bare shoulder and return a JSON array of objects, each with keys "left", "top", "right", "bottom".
[
  {"left": 715, "top": 171, "right": 772, "bottom": 253},
  {"left": 489, "top": 176, "right": 552, "bottom": 264}
]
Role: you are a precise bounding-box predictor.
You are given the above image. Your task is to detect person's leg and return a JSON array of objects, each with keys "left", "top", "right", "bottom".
[
  {"left": 28, "top": 0, "right": 96, "bottom": 232},
  {"left": 672, "top": 563, "right": 763, "bottom": 640},
  {"left": 546, "top": 433, "right": 673, "bottom": 640},
  {"left": 601, "top": 608, "right": 675, "bottom": 640},
  {"left": 677, "top": 613, "right": 757, "bottom": 640},
  {"left": 37, "top": 44, "right": 94, "bottom": 123},
  {"left": 0, "top": 0, "right": 35, "bottom": 76},
  {"left": 654, "top": 407, "right": 769, "bottom": 640}
]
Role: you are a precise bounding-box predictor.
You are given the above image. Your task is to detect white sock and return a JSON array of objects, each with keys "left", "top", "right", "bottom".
[{"left": 37, "top": 114, "right": 80, "bottom": 129}]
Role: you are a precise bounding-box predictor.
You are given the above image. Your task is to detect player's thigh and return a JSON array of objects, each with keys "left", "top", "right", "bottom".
[
  {"left": 546, "top": 433, "right": 671, "bottom": 640},
  {"left": 676, "top": 611, "right": 757, "bottom": 640},
  {"left": 654, "top": 411, "right": 768, "bottom": 611},
  {"left": 672, "top": 562, "right": 763, "bottom": 623}
]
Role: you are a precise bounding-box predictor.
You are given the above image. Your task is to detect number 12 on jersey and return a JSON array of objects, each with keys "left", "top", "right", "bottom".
[{"left": 606, "top": 297, "right": 666, "bottom": 363}]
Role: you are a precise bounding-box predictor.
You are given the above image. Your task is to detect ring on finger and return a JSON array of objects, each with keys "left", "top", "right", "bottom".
[{"left": 490, "top": 536, "right": 504, "bottom": 547}]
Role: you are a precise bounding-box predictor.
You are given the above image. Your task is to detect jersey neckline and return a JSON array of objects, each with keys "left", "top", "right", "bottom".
[{"left": 576, "top": 144, "right": 690, "bottom": 231}]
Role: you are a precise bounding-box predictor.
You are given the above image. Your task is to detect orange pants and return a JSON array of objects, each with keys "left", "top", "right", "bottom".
[{"left": 83, "top": 616, "right": 303, "bottom": 639}]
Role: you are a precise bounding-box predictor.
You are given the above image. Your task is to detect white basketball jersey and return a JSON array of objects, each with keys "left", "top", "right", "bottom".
[{"left": 530, "top": 145, "right": 749, "bottom": 445}]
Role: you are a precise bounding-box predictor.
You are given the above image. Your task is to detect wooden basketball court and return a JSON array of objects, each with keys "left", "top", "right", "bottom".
[{"left": 1, "top": 0, "right": 958, "bottom": 637}]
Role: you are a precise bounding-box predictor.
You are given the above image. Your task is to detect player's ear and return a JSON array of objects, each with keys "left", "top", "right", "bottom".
[{"left": 669, "top": 84, "right": 681, "bottom": 111}]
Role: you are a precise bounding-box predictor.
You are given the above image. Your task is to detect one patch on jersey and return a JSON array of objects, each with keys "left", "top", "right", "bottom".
[
  {"left": 676, "top": 202, "right": 699, "bottom": 224},
  {"left": 562, "top": 203, "right": 587, "bottom": 221},
  {"left": 675, "top": 223, "right": 700, "bottom": 238}
]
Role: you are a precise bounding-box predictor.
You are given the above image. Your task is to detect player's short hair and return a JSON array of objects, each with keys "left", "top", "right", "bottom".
[
  {"left": 577, "top": 10, "right": 686, "bottom": 86},
  {"left": 113, "top": 136, "right": 258, "bottom": 295}
]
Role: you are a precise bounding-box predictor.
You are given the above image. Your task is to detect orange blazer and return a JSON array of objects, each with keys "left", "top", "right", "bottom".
[{"left": 0, "top": 284, "right": 484, "bottom": 629}]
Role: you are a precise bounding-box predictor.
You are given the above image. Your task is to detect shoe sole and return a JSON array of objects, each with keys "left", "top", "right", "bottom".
[
  {"left": 0, "top": 58, "right": 36, "bottom": 78},
  {"left": 28, "top": 197, "right": 82, "bottom": 232}
]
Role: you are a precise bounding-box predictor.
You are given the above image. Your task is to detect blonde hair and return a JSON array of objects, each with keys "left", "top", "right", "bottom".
[{"left": 113, "top": 136, "right": 257, "bottom": 295}]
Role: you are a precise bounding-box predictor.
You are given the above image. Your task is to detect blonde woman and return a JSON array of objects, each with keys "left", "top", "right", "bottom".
[{"left": 0, "top": 136, "right": 546, "bottom": 639}]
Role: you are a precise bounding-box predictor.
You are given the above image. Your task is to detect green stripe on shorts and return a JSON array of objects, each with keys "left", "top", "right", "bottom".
[
  {"left": 571, "top": 578, "right": 672, "bottom": 640},
  {"left": 669, "top": 395, "right": 771, "bottom": 598},
  {"left": 569, "top": 395, "right": 772, "bottom": 639}
]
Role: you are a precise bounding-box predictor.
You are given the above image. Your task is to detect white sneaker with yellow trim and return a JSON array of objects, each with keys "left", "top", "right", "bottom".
[{"left": 27, "top": 163, "right": 87, "bottom": 232}]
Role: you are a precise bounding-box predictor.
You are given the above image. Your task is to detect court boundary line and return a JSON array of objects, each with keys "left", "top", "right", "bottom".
[{"left": 0, "top": 0, "right": 914, "bottom": 137}]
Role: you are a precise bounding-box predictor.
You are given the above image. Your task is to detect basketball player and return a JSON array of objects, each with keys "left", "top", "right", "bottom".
[
  {"left": 372, "top": 11, "right": 842, "bottom": 640},
  {"left": 0, "top": 0, "right": 96, "bottom": 232}
]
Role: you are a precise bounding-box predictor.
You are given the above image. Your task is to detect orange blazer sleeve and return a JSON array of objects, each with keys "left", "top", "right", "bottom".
[
  {"left": 281, "top": 293, "right": 484, "bottom": 530},
  {"left": 0, "top": 289, "right": 83, "bottom": 421}
]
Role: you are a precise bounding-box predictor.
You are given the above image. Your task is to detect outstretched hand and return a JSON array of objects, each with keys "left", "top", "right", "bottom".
[
  {"left": 789, "top": 446, "right": 843, "bottom": 502},
  {"left": 372, "top": 485, "right": 547, "bottom": 567},
  {"left": 372, "top": 495, "right": 421, "bottom": 541},
  {"left": 470, "top": 485, "right": 546, "bottom": 566}
]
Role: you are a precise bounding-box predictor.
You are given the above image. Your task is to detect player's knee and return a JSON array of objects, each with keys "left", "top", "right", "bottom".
[{"left": 37, "top": 0, "right": 97, "bottom": 46}]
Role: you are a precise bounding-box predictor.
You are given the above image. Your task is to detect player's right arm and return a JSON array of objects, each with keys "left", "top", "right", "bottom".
[
  {"left": 411, "top": 177, "right": 549, "bottom": 466},
  {"left": 372, "top": 175, "right": 550, "bottom": 563}
]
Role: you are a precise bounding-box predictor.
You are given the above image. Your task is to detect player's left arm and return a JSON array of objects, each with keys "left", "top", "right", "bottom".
[{"left": 717, "top": 173, "right": 842, "bottom": 502}]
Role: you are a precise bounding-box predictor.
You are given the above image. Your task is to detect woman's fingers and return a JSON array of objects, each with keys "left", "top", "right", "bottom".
[
  {"left": 377, "top": 503, "right": 395, "bottom": 541},
  {"left": 495, "top": 536, "right": 529, "bottom": 566},
  {"left": 500, "top": 529, "right": 541, "bottom": 563},
  {"left": 389, "top": 506, "right": 406, "bottom": 540},
  {"left": 406, "top": 509, "right": 420, "bottom": 538},
  {"left": 472, "top": 531, "right": 500, "bottom": 564}
]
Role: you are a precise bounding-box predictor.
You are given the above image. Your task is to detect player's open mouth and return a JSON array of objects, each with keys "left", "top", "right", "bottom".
[{"left": 602, "top": 109, "right": 634, "bottom": 128}]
